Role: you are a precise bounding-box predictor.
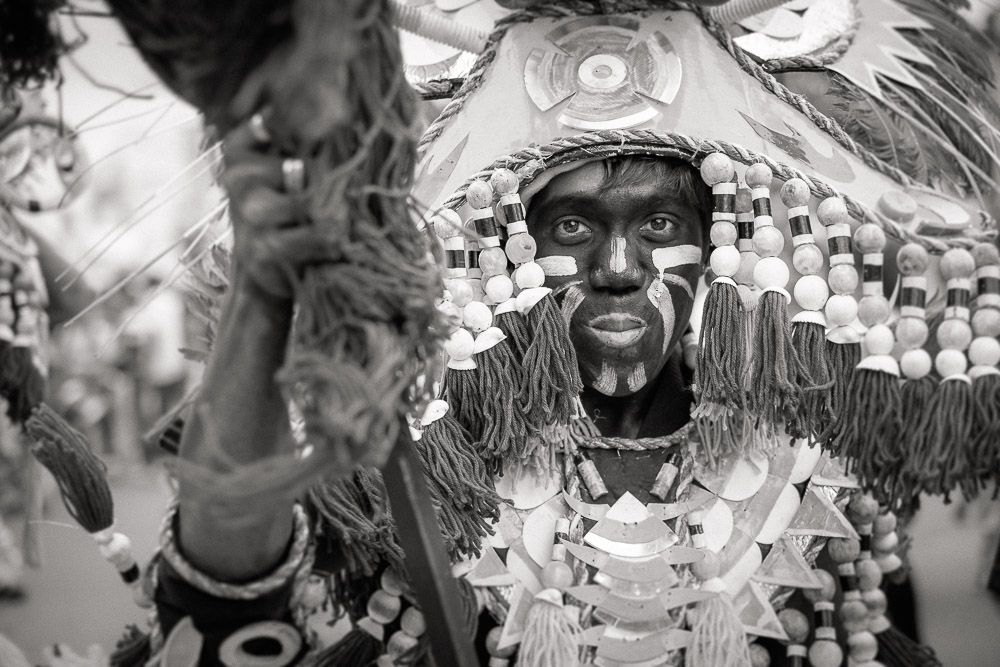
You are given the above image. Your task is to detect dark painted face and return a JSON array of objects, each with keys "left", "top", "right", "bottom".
[{"left": 527, "top": 162, "right": 706, "bottom": 397}]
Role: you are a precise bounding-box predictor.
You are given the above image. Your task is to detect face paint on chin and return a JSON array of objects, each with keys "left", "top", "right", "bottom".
[
  {"left": 592, "top": 360, "right": 618, "bottom": 395},
  {"left": 627, "top": 363, "right": 647, "bottom": 392}
]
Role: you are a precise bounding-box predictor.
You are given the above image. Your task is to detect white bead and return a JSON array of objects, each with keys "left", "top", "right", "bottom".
[
  {"left": 900, "top": 349, "right": 932, "bottom": 379},
  {"left": 872, "top": 532, "right": 899, "bottom": 553},
  {"left": 793, "top": 275, "right": 828, "bottom": 311},
  {"left": 936, "top": 319, "right": 973, "bottom": 351},
  {"left": 484, "top": 274, "right": 514, "bottom": 303},
  {"left": 463, "top": 301, "right": 493, "bottom": 333},
  {"left": 515, "top": 261, "right": 545, "bottom": 289},
  {"left": 400, "top": 607, "right": 426, "bottom": 637},
  {"left": 444, "top": 279, "right": 473, "bottom": 308},
  {"left": 710, "top": 245, "right": 741, "bottom": 278},
  {"left": 710, "top": 221, "right": 737, "bottom": 247},
  {"left": 443, "top": 328, "right": 475, "bottom": 361},
  {"left": 825, "top": 294, "right": 858, "bottom": 327},
  {"left": 935, "top": 348, "right": 968, "bottom": 377},
  {"left": 99, "top": 533, "right": 134, "bottom": 571},
  {"left": 864, "top": 324, "right": 895, "bottom": 356},
  {"left": 387, "top": 630, "right": 419, "bottom": 659},
  {"left": 753, "top": 256, "right": 790, "bottom": 289},
  {"left": 969, "top": 336, "right": 1000, "bottom": 367}
]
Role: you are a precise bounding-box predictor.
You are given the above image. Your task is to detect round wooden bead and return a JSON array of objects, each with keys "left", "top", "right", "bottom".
[
  {"left": 825, "top": 294, "right": 858, "bottom": 327},
  {"left": 847, "top": 494, "right": 880, "bottom": 524},
  {"left": 895, "top": 317, "right": 928, "bottom": 350},
  {"left": 839, "top": 599, "right": 869, "bottom": 633},
  {"left": 802, "top": 569, "right": 837, "bottom": 603},
  {"left": 778, "top": 608, "right": 810, "bottom": 643},
  {"left": 972, "top": 308, "right": 1000, "bottom": 338},
  {"left": 864, "top": 324, "right": 895, "bottom": 356},
  {"left": 479, "top": 247, "right": 508, "bottom": 276},
  {"left": 514, "top": 261, "right": 545, "bottom": 289},
  {"left": 827, "top": 537, "right": 861, "bottom": 563},
  {"left": 935, "top": 348, "right": 968, "bottom": 376},
  {"left": 466, "top": 180, "right": 494, "bottom": 209},
  {"left": 753, "top": 256, "right": 789, "bottom": 289},
  {"left": 710, "top": 221, "right": 738, "bottom": 247},
  {"left": 484, "top": 274, "right": 514, "bottom": 303},
  {"left": 540, "top": 560, "right": 574, "bottom": 590},
  {"left": 809, "top": 641, "right": 844, "bottom": 667},
  {"left": 710, "top": 245, "right": 742, "bottom": 278},
  {"left": 872, "top": 532, "right": 899, "bottom": 553},
  {"left": 432, "top": 209, "right": 464, "bottom": 238},
  {"left": 386, "top": 630, "right": 419, "bottom": 659},
  {"left": 862, "top": 589, "right": 889, "bottom": 617},
  {"left": 939, "top": 248, "right": 976, "bottom": 280},
  {"left": 859, "top": 296, "right": 890, "bottom": 328},
  {"left": 877, "top": 190, "right": 917, "bottom": 222},
  {"left": 854, "top": 223, "right": 886, "bottom": 253},
  {"left": 896, "top": 243, "right": 930, "bottom": 277},
  {"left": 700, "top": 153, "right": 735, "bottom": 186},
  {"left": 901, "top": 349, "right": 932, "bottom": 379},
  {"left": 828, "top": 264, "right": 859, "bottom": 295},
  {"left": 486, "top": 627, "right": 516, "bottom": 658},
  {"left": 490, "top": 168, "right": 519, "bottom": 196},
  {"left": 691, "top": 550, "right": 720, "bottom": 581},
  {"left": 752, "top": 225, "right": 785, "bottom": 258},
  {"left": 873, "top": 512, "right": 897, "bottom": 536},
  {"left": 463, "top": 301, "right": 493, "bottom": 332},
  {"left": 936, "top": 319, "right": 972, "bottom": 351},
  {"left": 745, "top": 163, "right": 773, "bottom": 189},
  {"left": 749, "top": 643, "right": 771, "bottom": 667},
  {"left": 381, "top": 569, "right": 405, "bottom": 596},
  {"left": 444, "top": 328, "right": 475, "bottom": 360},
  {"left": 779, "top": 177, "right": 810, "bottom": 208},
  {"left": 505, "top": 234, "right": 537, "bottom": 265},
  {"left": 400, "top": 607, "right": 426, "bottom": 637},
  {"left": 848, "top": 632, "right": 879, "bottom": 662},
  {"left": 972, "top": 242, "right": 1000, "bottom": 268},
  {"left": 794, "top": 275, "right": 829, "bottom": 311},
  {"left": 367, "top": 590, "right": 401, "bottom": 624},
  {"left": 817, "top": 197, "right": 849, "bottom": 226},
  {"left": 792, "top": 243, "right": 824, "bottom": 276},
  {"left": 444, "top": 279, "right": 474, "bottom": 307},
  {"left": 969, "top": 336, "right": 1000, "bottom": 367},
  {"left": 856, "top": 559, "right": 883, "bottom": 590}
]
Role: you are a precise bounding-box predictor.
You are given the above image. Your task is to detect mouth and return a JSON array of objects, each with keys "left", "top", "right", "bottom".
[{"left": 585, "top": 313, "right": 648, "bottom": 348}]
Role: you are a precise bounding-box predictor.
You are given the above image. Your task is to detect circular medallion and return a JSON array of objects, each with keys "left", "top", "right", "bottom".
[{"left": 217, "top": 621, "right": 302, "bottom": 667}]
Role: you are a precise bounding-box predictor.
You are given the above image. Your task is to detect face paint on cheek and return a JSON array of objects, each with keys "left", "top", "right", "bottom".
[
  {"left": 593, "top": 360, "right": 618, "bottom": 395},
  {"left": 610, "top": 236, "right": 627, "bottom": 274},
  {"left": 651, "top": 245, "right": 702, "bottom": 282},
  {"left": 627, "top": 363, "right": 647, "bottom": 392},
  {"left": 558, "top": 282, "right": 586, "bottom": 322},
  {"left": 535, "top": 255, "right": 578, "bottom": 277},
  {"left": 647, "top": 280, "right": 675, "bottom": 356}
]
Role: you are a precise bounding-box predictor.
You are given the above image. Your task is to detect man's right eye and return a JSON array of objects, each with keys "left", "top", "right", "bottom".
[{"left": 553, "top": 218, "right": 593, "bottom": 244}]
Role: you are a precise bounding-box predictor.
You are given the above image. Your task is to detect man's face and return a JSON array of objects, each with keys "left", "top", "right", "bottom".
[{"left": 527, "top": 162, "right": 706, "bottom": 397}]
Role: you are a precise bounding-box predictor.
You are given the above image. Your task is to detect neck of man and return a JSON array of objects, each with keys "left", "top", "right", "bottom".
[{"left": 580, "top": 351, "right": 690, "bottom": 439}]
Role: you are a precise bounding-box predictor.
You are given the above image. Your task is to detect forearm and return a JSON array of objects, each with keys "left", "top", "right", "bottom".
[{"left": 177, "top": 269, "right": 297, "bottom": 581}]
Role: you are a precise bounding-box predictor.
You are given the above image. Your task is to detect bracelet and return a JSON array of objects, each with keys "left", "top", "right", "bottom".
[{"left": 159, "top": 501, "right": 311, "bottom": 601}]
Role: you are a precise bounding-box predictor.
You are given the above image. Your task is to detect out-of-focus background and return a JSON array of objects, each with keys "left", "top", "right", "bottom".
[{"left": 0, "top": 2, "right": 999, "bottom": 666}]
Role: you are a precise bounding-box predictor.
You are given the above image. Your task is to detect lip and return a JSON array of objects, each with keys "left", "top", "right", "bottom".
[{"left": 585, "top": 313, "right": 647, "bottom": 348}]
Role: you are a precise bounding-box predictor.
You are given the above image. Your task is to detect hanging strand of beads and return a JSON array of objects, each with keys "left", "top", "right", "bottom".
[
  {"left": 746, "top": 163, "right": 800, "bottom": 441},
  {"left": 488, "top": 169, "right": 531, "bottom": 362},
  {"left": 777, "top": 608, "right": 811, "bottom": 667},
  {"left": 782, "top": 178, "right": 831, "bottom": 440},
  {"left": 816, "top": 196, "right": 860, "bottom": 448},
  {"left": 734, "top": 186, "right": 760, "bottom": 313},
  {"left": 968, "top": 243, "right": 1000, "bottom": 496},
  {"left": 826, "top": 532, "right": 873, "bottom": 666},
  {"left": 803, "top": 569, "right": 843, "bottom": 667}
]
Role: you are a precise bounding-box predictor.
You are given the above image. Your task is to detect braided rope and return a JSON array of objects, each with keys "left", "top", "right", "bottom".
[
  {"left": 436, "top": 130, "right": 993, "bottom": 252},
  {"left": 580, "top": 422, "right": 695, "bottom": 450},
  {"left": 159, "top": 503, "right": 310, "bottom": 601}
]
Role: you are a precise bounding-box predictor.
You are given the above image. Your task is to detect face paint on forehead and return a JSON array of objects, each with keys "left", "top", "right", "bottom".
[
  {"left": 593, "top": 360, "right": 618, "bottom": 396},
  {"left": 627, "top": 363, "right": 647, "bottom": 392},
  {"left": 609, "top": 236, "right": 627, "bottom": 274},
  {"left": 535, "top": 255, "right": 578, "bottom": 277}
]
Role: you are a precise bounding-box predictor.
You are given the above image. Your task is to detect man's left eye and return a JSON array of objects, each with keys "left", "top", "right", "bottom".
[{"left": 641, "top": 217, "right": 677, "bottom": 237}]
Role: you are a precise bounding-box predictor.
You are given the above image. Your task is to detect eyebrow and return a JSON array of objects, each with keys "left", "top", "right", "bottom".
[{"left": 532, "top": 190, "right": 694, "bottom": 220}]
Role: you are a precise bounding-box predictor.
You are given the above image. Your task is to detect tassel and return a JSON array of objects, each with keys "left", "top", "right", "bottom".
[
  {"left": 520, "top": 290, "right": 583, "bottom": 426},
  {"left": 970, "top": 371, "right": 1000, "bottom": 484},
  {"left": 693, "top": 278, "right": 745, "bottom": 420},
  {"left": 918, "top": 375, "right": 973, "bottom": 501},
  {"left": 870, "top": 612, "right": 941, "bottom": 667},
  {"left": 824, "top": 338, "right": 861, "bottom": 435},
  {"left": 494, "top": 307, "right": 530, "bottom": 360},
  {"left": 747, "top": 288, "right": 800, "bottom": 435},
  {"left": 688, "top": 592, "right": 751, "bottom": 667},
  {"left": 830, "top": 361, "right": 902, "bottom": 488},
  {"left": 442, "top": 327, "right": 482, "bottom": 436},
  {"left": 109, "top": 625, "right": 151, "bottom": 667},
  {"left": 313, "top": 628, "right": 383, "bottom": 667},
  {"left": 308, "top": 472, "right": 385, "bottom": 576},
  {"left": 519, "top": 589, "right": 581, "bottom": 667},
  {"left": 893, "top": 373, "right": 936, "bottom": 511},
  {"left": 790, "top": 315, "right": 833, "bottom": 439},
  {"left": 473, "top": 327, "right": 534, "bottom": 472}
]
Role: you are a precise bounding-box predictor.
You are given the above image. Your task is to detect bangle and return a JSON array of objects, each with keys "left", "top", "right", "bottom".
[{"left": 159, "top": 501, "right": 310, "bottom": 600}]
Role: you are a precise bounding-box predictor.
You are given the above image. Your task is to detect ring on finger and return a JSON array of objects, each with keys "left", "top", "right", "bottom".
[
  {"left": 281, "top": 158, "right": 306, "bottom": 194},
  {"left": 249, "top": 112, "right": 271, "bottom": 145}
]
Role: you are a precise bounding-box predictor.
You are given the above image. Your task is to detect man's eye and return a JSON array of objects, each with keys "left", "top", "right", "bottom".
[
  {"left": 641, "top": 217, "right": 678, "bottom": 239},
  {"left": 553, "top": 218, "right": 593, "bottom": 244}
]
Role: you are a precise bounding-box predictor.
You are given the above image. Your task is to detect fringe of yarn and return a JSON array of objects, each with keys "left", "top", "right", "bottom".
[
  {"left": 687, "top": 594, "right": 751, "bottom": 667},
  {"left": 522, "top": 295, "right": 582, "bottom": 426},
  {"left": 823, "top": 340, "right": 861, "bottom": 446},
  {"left": 748, "top": 290, "right": 800, "bottom": 436},
  {"left": 442, "top": 367, "right": 482, "bottom": 436},
  {"left": 874, "top": 623, "right": 942, "bottom": 667},
  {"left": 24, "top": 404, "right": 113, "bottom": 534},
  {"left": 892, "top": 375, "right": 937, "bottom": 512},
  {"left": 1, "top": 348, "right": 43, "bottom": 424},
  {"left": 694, "top": 280, "right": 745, "bottom": 419},
  {"left": 791, "top": 320, "right": 833, "bottom": 439},
  {"left": 476, "top": 341, "right": 534, "bottom": 472},
  {"left": 518, "top": 593, "right": 581, "bottom": 667},
  {"left": 971, "top": 373, "right": 1000, "bottom": 485},
  {"left": 918, "top": 378, "right": 974, "bottom": 501},
  {"left": 109, "top": 625, "right": 151, "bottom": 667},
  {"left": 312, "top": 628, "right": 383, "bottom": 667},
  {"left": 495, "top": 310, "right": 531, "bottom": 360}
]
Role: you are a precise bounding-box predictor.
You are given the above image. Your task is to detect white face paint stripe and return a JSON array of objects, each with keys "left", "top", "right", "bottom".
[
  {"left": 660, "top": 272, "right": 695, "bottom": 301},
  {"left": 647, "top": 280, "right": 676, "bottom": 356},
  {"left": 610, "top": 236, "right": 627, "bottom": 274},
  {"left": 593, "top": 360, "right": 618, "bottom": 395},
  {"left": 651, "top": 245, "right": 702, "bottom": 272},
  {"left": 627, "top": 363, "right": 647, "bottom": 392},
  {"left": 560, "top": 284, "right": 586, "bottom": 322},
  {"left": 535, "top": 255, "right": 579, "bottom": 277}
]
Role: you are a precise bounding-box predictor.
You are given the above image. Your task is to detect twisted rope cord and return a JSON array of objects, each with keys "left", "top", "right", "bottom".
[
  {"left": 159, "top": 503, "right": 310, "bottom": 601},
  {"left": 580, "top": 421, "right": 695, "bottom": 450},
  {"left": 413, "top": 78, "right": 467, "bottom": 100},
  {"left": 760, "top": 2, "right": 860, "bottom": 72},
  {"left": 437, "top": 130, "right": 993, "bottom": 252}
]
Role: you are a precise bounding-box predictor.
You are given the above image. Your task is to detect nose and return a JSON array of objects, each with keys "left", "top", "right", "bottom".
[{"left": 590, "top": 234, "right": 645, "bottom": 295}]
